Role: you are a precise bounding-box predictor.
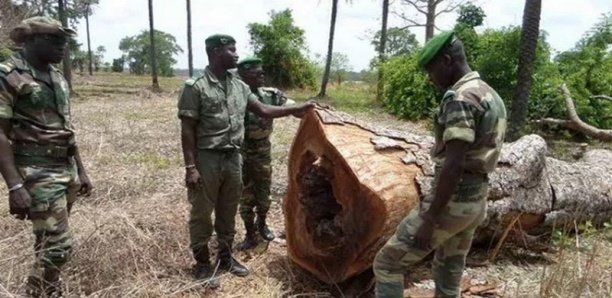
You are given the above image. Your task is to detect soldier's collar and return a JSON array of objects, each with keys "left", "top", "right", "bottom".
[
  {"left": 451, "top": 71, "right": 480, "bottom": 90},
  {"left": 204, "top": 66, "right": 235, "bottom": 85},
  {"left": 12, "top": 51, "right": 60, "bottom": 74}
]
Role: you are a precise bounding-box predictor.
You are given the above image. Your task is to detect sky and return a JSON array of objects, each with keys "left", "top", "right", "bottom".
[{"left": 75, "top": 0, "right": 612, "bottom": 71}]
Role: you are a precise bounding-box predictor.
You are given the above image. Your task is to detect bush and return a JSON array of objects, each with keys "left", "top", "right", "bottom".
[
  {"left": 112, "top": 58, "right": 124, "bottom": 73},
  {"left": 381, "top": 54, "right": 439, "bottom": 120},
  {"left": 0, "top": 47, "right": 13, "bottom": 61}
]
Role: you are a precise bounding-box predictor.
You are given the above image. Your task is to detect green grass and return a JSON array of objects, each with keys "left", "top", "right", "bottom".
[{"left": 286, "top": 82, "right": 384, "bottom": 115}]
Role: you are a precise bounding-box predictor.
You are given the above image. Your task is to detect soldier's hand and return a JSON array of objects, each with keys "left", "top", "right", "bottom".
[
  {"left": 78, "top": 173, "right": 93, "bottom": 197},
  {"left": 413, "top": 220, "right": 434, "bottom": 251},
  {"left": 185, "top": 167, "right": 202, "bottom": 189},
  {"left": 293, "top": 100, "right": 316, "bottom": 118},
  {"left": 9, "top": 187, "right": 32, "bottom": 220}
]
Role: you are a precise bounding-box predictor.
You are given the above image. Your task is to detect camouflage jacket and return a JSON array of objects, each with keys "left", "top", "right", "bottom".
[
  {"left": 430, "top": 71, "right": 507, "bottom": 174},
  {"left": 177, "top": 66, "right": 259, "bottom": 150},
  {"left": 244, "top": 87, "right": 288, "bottom": 140},
  {"left": 0, "top": 51, "right": 75, "bottom": 146}
]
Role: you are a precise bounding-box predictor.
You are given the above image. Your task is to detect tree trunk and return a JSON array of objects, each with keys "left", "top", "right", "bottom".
[
  {"left": 317, "top": 0, "right": 338, "bottom": 98},
  {"left": 148, "top": 0, "right": 160, "bottom": 91},
  {"left": 508, "top": 0, "right": 541, "bottom": 140},
  {"left": 376, "top": 0, "right": 389, "bottom": 102},
  {"left": 425, "top": 0, "right": 436, "bottom": 41},
  {"left": 58, "top": 0, "right": 72, "bottom": 89},
  {"left": 85, "top": 2, "right": 93, "bottom": 76},
  {"left": 186, "top": 0, "right": 193, "bottom": 77},
  {"left": 284, "top": 108, "right": 612, "bottom": 284}
]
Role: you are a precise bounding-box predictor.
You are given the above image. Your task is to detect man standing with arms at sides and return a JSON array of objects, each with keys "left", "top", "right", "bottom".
[
  {"left": 373, "top": 31, "right": 507, "bottom": 298},
  {"left": 0, "top": 17, "right": 93, "bottom": 297},
  {"left": 177, "top": 34, "right": 314, "bottom": 289},
  {"left": 234, "top": 56, "right": 296, "bottom": 250}
]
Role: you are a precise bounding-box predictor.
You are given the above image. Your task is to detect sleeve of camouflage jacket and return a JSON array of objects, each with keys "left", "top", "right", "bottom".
[
  {"left": 440, "top": 97, "right": 478, "bottom": 144},
  {"left": 177, "top": 82, "right": 200, "bottom": 119},
  {"left": 0, "top": 77, "right": 15, "bottom": 119}
]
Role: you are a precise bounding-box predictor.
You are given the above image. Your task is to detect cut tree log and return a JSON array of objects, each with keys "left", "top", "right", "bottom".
[
  {"left": 535, "top": 84, "right": 612, "bottom": 142},
  {"left": 283, "top": 107, "right": 612, "bottom": 284}
]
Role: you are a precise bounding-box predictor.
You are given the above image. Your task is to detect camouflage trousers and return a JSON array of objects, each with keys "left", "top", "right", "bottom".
[
  {"left": 189, "top": 149, "right": 243, "bottom": 259},
  {"left": 17, "top": 162, "right": 79, "bottom": 276},
  {"left": 239, "top": 138, "right": 272, "bottom": 224},
  {"left": 374, "top": 179, "right": 488, "bottom": 298}
]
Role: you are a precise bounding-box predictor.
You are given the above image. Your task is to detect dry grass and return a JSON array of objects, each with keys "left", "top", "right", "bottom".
[{"left": 0, "top": 73, "right": 609, "bottom": 297}]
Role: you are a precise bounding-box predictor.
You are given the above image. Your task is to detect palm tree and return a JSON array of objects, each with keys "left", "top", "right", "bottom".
[
  {"left": 148, "top": 0, "right": 160, "bottom": 91},
  {"left": 58, "top": 0, "right": 72, "bottom": 88},
  {"left": 376, "top": 0, "right": 389, "bottom": 102},
  {"left": 317, "top": 0, "right": 339, "bottom": 98},
  {"left": 186, "top": 0, "right": 193, "bottom": 77},
  {"left": 508, "top": 0, "right": 541, "bottom": 140},
  {"left": 85, "top": 0, "right": 93, "bottom": 76}
]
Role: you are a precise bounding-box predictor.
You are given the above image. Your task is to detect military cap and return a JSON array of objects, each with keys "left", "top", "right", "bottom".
[
  {"left": 417, "top": 31, "right": 455, "bottom": 68},
  {"left": 205, "top": 34, "right": 236, "bottom": 49},
  {"left": 237, "top": 56, "right": 263, "bottom": 70},
  {"left": 9, "top": 16, "right": 77, "bottom": 44}
]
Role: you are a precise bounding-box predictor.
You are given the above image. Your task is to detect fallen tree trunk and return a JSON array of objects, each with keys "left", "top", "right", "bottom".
[{"left": 283, "top": 107, "right": 612, "bottom": 284}]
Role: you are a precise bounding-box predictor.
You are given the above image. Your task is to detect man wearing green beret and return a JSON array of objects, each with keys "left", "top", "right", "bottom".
[
  {"left": 234, "top": 56, "right": 296, "bottom": 250},
  {"left": 0, "top": 17, "right": 93, "bottom": 297},
  {"left": 373, "top": 31, "right": 507, "bottom": 298},
  {"left": 177, "top": 34, "right": 314, "bottom": 288}
]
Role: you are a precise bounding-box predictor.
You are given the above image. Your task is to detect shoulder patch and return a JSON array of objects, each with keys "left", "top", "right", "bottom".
[
  {"left": 260, "top": 87, "right": 279, "bottom": 92},
  {"left": 185, "top": 76, "right": 202, "bottom": 87},
  {"left": 0, "top": 62, "right": 15, "bottom": 74}
]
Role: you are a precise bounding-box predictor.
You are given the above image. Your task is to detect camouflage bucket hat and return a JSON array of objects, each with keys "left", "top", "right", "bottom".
[{"left": 9, "top": 16, "right": 77, "bottom": 44}]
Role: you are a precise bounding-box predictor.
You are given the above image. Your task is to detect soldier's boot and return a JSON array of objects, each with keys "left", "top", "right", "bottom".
[
  {"left": 42, "top": 268, "right": 63, "bottom": 298},
  {"left": 256, "top": 215, "right": 275, "bottom": 241},
  {"left": 216, "top": 244, "right": 249, "bottom": 277},
  {"left": 192, "top": 247, "right": 220, "bottom": 289},
  {"left": 237, "top": 220, "right": 258, "bottom": 251}
]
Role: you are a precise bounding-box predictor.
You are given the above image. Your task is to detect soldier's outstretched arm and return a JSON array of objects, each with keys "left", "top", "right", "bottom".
[
  {"left": 247, "top": 96, "right": 315, "bottom": 119},
  {"left": 0, "top": 119, "right": 32, "bottom": 219}
]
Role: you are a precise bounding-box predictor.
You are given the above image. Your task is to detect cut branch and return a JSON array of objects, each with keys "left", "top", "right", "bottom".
[
  {"left": 556, "top": 84, "right": 612, "bottom": 141},
  {"left": 591, "top": 95, "right": 612, "bottom": 102}
]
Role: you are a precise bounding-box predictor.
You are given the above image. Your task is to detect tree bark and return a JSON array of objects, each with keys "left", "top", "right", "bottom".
[
  {"left": 425, "top": 0, "right": 436, "bottom": 41},
  {"left": 186, "top": 0, "right": 193, "bottom": 77},
  {"left": 85, "top": 2, "right": 93, "bottom": 76},
  {"left": 317, "top": 0, "right": 338, "bottom": 98},
  {"left": 376, "top": 0, "right": 389, "bottom": 102},
  {"left": 58, "top": 0, "right": 72, "bottom": 89},
  {"left": 148, "top": 0, "right": 160, "bottom": 91},
  {"left": 284, "top": 108, "right": 612, "bottom": 284},
  {"left": 508, "top": 0, "right": 541, "bottom": 140}
]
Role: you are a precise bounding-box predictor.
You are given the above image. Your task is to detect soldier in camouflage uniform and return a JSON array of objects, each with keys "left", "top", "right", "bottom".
[
  {"left": 0, "top": 17, "right": 93, "bottom": 297},
  {"left": 373, "top": 31, "right": 507, "bottom": 298},
  {"left": 178, "top": 34, "right": 313, "bottom": 289},
  {"left": 235, "top": 57, "right": 296, "bottom": 250}
]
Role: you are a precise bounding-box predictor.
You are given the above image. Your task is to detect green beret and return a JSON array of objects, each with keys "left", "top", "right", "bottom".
[
  {"left": 237, "top": 56, "right": 262, "bottom": 70},
  {"left": 205, "top": 34, "right": 236, "bottom": 49},
  {"left": 417, "top": 31, "right": 455, "bottom": 68},
  {"left": 9, "top": 16, "right": 76, "bottom": 44}
]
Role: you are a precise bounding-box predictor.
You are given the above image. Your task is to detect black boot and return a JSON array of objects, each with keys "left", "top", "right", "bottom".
[
  {"left": 256, "top": 215, "right": 275, "bottom": 241},
  {"left": 217, "top": 244, "right": 249, "bottom": 277},
  {"left": 237, "top": 220, "right": 258, "bottom": 250},
  {"left": 192, "top": 247, "right": 220, "bottom": 289},
  {"left": 43, "top": 268, "right": 63, "bottom": 298}
]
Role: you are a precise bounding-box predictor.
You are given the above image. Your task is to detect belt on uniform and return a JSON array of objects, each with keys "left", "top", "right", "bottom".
[{"left": 12, "top": 143, "right": 75, "bottom": 159}]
